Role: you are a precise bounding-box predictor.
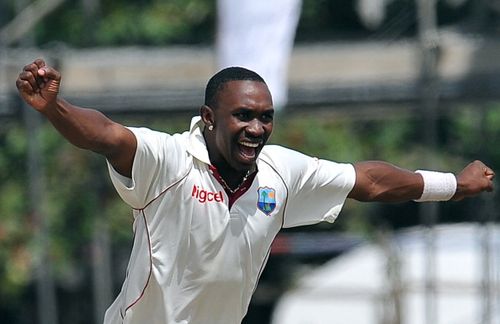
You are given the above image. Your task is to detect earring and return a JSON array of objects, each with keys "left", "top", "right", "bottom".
[{"left": 208, "top": 125, "right": 214, "bottom": 131}]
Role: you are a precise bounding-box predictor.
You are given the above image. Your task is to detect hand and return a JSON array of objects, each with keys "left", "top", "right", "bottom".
[
  {"left": 452, "top": 160, "right": 495, "bottom": 201},
  {"left": 16, "top": 58, "right": 61, "bottom": 112}
]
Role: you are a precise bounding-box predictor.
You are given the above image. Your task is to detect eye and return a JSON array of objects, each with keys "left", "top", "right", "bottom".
[
  {"left": 261, "top": 112, "right": 274, "bottom": 123},
  {"left": 234, "top": 110, "right": 251, "bottom": 121}
]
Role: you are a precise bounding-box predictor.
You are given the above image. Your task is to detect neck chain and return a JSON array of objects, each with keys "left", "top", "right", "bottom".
[{"left": 218, "top": 169, "right": 252, "bottom": 194}]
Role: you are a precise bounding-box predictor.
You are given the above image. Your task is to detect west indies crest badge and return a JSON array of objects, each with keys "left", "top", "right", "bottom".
[{"left": 257, "top": 187, "right": 276, "bottom": 216}]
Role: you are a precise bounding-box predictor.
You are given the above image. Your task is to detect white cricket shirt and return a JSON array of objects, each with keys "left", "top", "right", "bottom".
[{"left": 103, "top": 117, "right": 356, "bottom": 324}]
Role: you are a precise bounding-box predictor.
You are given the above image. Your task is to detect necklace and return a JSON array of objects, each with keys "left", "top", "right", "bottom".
[
  {"left": 210, "top": 166, "right": 253, "bottom": 195},
  {"left": 217, "top": 169, "right": 253, "bottom": 194}
]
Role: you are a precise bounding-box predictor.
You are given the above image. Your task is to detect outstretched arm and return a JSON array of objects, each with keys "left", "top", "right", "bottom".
[
  {"left": 348, "top": 160, "right": 494, "bottom": 202},
  {"left": 16, "top": 59, "right": 136, "bottom": 177}
]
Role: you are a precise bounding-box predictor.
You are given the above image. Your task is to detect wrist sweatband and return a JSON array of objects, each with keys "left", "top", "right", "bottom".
[{"left": 414, "top": 170, "right": 457, "bottom": 202}]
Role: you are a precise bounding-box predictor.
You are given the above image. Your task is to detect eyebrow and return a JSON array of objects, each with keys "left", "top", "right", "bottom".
[{"left": 234, "top": 107, "right": 274, "bottom": 114}]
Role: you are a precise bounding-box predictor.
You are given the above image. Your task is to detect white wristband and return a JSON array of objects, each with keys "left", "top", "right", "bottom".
[{"left": 414, "top": 170, "right": 457, "bottom": 202}]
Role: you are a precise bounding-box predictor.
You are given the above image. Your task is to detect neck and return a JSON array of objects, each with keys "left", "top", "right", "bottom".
[
  {"left": 209, "top": 164, "right": 254, "bottom": 195},
  {"left": 215, "top": 162, "right": 252, "bottom": 189},
  {"left": 203, "top": 129, "right": 251, "bottom": 188}
]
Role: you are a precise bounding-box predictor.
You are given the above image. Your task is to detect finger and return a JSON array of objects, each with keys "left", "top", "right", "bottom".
[
  {"left": 23, "top": 61, "right": 41, "bottom": 75},
  {"left": 37, "top": 66, "right": 61, "bottom": 82},
  {"left": 22, "top": 62, "right": 45, "bottom": 90},
  {"left": 27, "top": 59, "right": 50, "bottom": 86},
  {"left": 485, "top": 172, "right": 495, "bottom": 190},
  {"left": 16, "top": 77, "right": 35, "bottom": 94},
  {"left": 17, "top": 70, "right": 38, "bottom": 92},
  {"left": 34, "top": 58, "right": 46, "bottom": 69}
]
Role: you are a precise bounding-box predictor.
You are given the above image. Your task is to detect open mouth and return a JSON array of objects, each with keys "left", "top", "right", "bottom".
[{"left": 238, "top": 140, "right": 260, "bottom": 160}]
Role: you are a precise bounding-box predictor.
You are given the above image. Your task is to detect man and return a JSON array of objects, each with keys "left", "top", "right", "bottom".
[{"left": 17, "top": 59, "right": 494, "bottom": 324}]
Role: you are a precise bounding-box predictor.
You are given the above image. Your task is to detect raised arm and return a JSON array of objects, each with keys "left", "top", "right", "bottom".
[
  {"left": 16, "top": 59, "right": 136, "bottom": 177},
  {"left": 348, "top": 160, "right": 494, "bottom": 202}
]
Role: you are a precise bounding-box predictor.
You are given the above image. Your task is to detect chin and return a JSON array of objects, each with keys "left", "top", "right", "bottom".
[{"left": 231, "top": 159, "right": 256, "bottom": 172}]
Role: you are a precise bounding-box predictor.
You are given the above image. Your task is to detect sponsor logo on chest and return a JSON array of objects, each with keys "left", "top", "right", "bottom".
[{"left": 191, "top": 185, "right": 224, "bottom": 203}]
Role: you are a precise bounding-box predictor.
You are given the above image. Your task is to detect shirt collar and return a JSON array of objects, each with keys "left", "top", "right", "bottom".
[{"left": 187, "top": 116, "right": 211, "bottom": 165}]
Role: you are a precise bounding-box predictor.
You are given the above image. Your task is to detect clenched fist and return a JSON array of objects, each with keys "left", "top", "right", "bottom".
[
  {"left": 453, "top": 160, "right": 495, "bottom": 201},
  {"left": 16, "top": 58, "right": 61, "bottom": 112}
]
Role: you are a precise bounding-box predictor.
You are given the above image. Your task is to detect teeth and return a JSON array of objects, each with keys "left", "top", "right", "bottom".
[{"left": 240, "top": 141, "right": 259, "bottom": 148}]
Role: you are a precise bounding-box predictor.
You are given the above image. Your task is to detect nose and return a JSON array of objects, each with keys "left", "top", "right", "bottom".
[{"left": 246, "top": 119, "right": 265, "bottom": 137}]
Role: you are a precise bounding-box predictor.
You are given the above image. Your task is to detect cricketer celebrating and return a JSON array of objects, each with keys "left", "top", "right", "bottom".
[{"left": 16, "top": 59, "right": 494, "bottom": 324}]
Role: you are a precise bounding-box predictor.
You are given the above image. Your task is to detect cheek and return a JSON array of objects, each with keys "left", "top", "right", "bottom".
[
  {"left": 215, "top": 130, "right": 233, "bottom": 152},
  {"left": 265, "top": 125, "right": 273, "bottom": 138}
]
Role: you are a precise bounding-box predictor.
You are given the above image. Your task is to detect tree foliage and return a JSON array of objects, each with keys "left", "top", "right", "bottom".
[{"left": 1, "top": 0, "right": 494, "bottom": 47}]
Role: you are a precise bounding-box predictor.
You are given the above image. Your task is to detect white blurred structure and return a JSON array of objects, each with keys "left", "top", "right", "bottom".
[
  {"left": 216, "top": 0, "right": 302, "bottom": 109},
  {"left": 356, "top": 0, "right": 389, "bottom": 30},
  {"left": 272, "top": 223, "right": 500, "bottom": 324}
]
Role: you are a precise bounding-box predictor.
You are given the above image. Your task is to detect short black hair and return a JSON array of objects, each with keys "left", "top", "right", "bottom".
[{"left": 204, "top": 66, "right": 266, "bottom": 108}]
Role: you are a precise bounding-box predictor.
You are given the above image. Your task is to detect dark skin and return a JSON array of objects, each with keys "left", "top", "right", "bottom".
[
  {"left": 16, "top": 59, "right": 136, "bottom": 177},
  {"left": 16, "top": 59, "right": 495, "bottom": 202},
  {"left": 200, "top": 80, "right": 274, "bottom": 188}
]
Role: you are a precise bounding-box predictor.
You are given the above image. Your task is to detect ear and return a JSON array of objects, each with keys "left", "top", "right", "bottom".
[{"left": 200, "top": 104, "right": 215, "bottom": 128}]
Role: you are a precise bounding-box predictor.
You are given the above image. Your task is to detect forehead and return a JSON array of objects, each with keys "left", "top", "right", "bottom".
[{"left": 216, "top": 80, "right": 273, "bottom": 109}]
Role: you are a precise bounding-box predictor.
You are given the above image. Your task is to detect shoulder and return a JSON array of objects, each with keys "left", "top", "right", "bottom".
[
  {"left": 259, "top": 144, "right": 315, "bottom": 175},
  {"left": 260, "top": 144, "right": 308, "bottom": 158},
  {"left": 127, "top": 127, "right": 188, "bottom": 141},
  {"left": 128, "top": 127, "right": 189, "bottom": 149},
  {"left": 260, "top": 144, "right": 304, "bottom": 164},
  {"left": 259, "top": 144, "right": 355, "bottom": 185}
]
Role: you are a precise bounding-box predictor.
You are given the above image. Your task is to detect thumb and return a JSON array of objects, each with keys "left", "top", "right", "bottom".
[
  {"left": 38, "top": 66, "right": 61, "bottom": 100},
  {"left": 38, "top": 66, "right": 61, "bottom": 83}
]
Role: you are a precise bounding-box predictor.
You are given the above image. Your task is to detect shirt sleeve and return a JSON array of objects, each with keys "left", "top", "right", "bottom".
[
  {"left": 106, "top": 127, "right": 189, "bottom": 209},
  {"left": 270, "top": 147, "right": 356, "bottom": 228}
]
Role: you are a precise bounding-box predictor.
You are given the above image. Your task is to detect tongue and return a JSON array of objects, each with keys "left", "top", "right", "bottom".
[{"left": 240, "top": 145, "right": 256, "bottom": 158}]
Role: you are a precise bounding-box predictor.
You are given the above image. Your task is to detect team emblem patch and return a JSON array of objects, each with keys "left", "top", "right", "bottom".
[{"left": 257, "top": 187, "right": 276, "bottom": 215}]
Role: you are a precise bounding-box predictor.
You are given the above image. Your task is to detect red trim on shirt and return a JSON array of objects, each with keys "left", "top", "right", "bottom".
[
  {"left": 121, "top": 209, "right": 153, "bottom": 318},
  {"left": 209, "top": 165, "right": 257, "bottom": 209}
]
